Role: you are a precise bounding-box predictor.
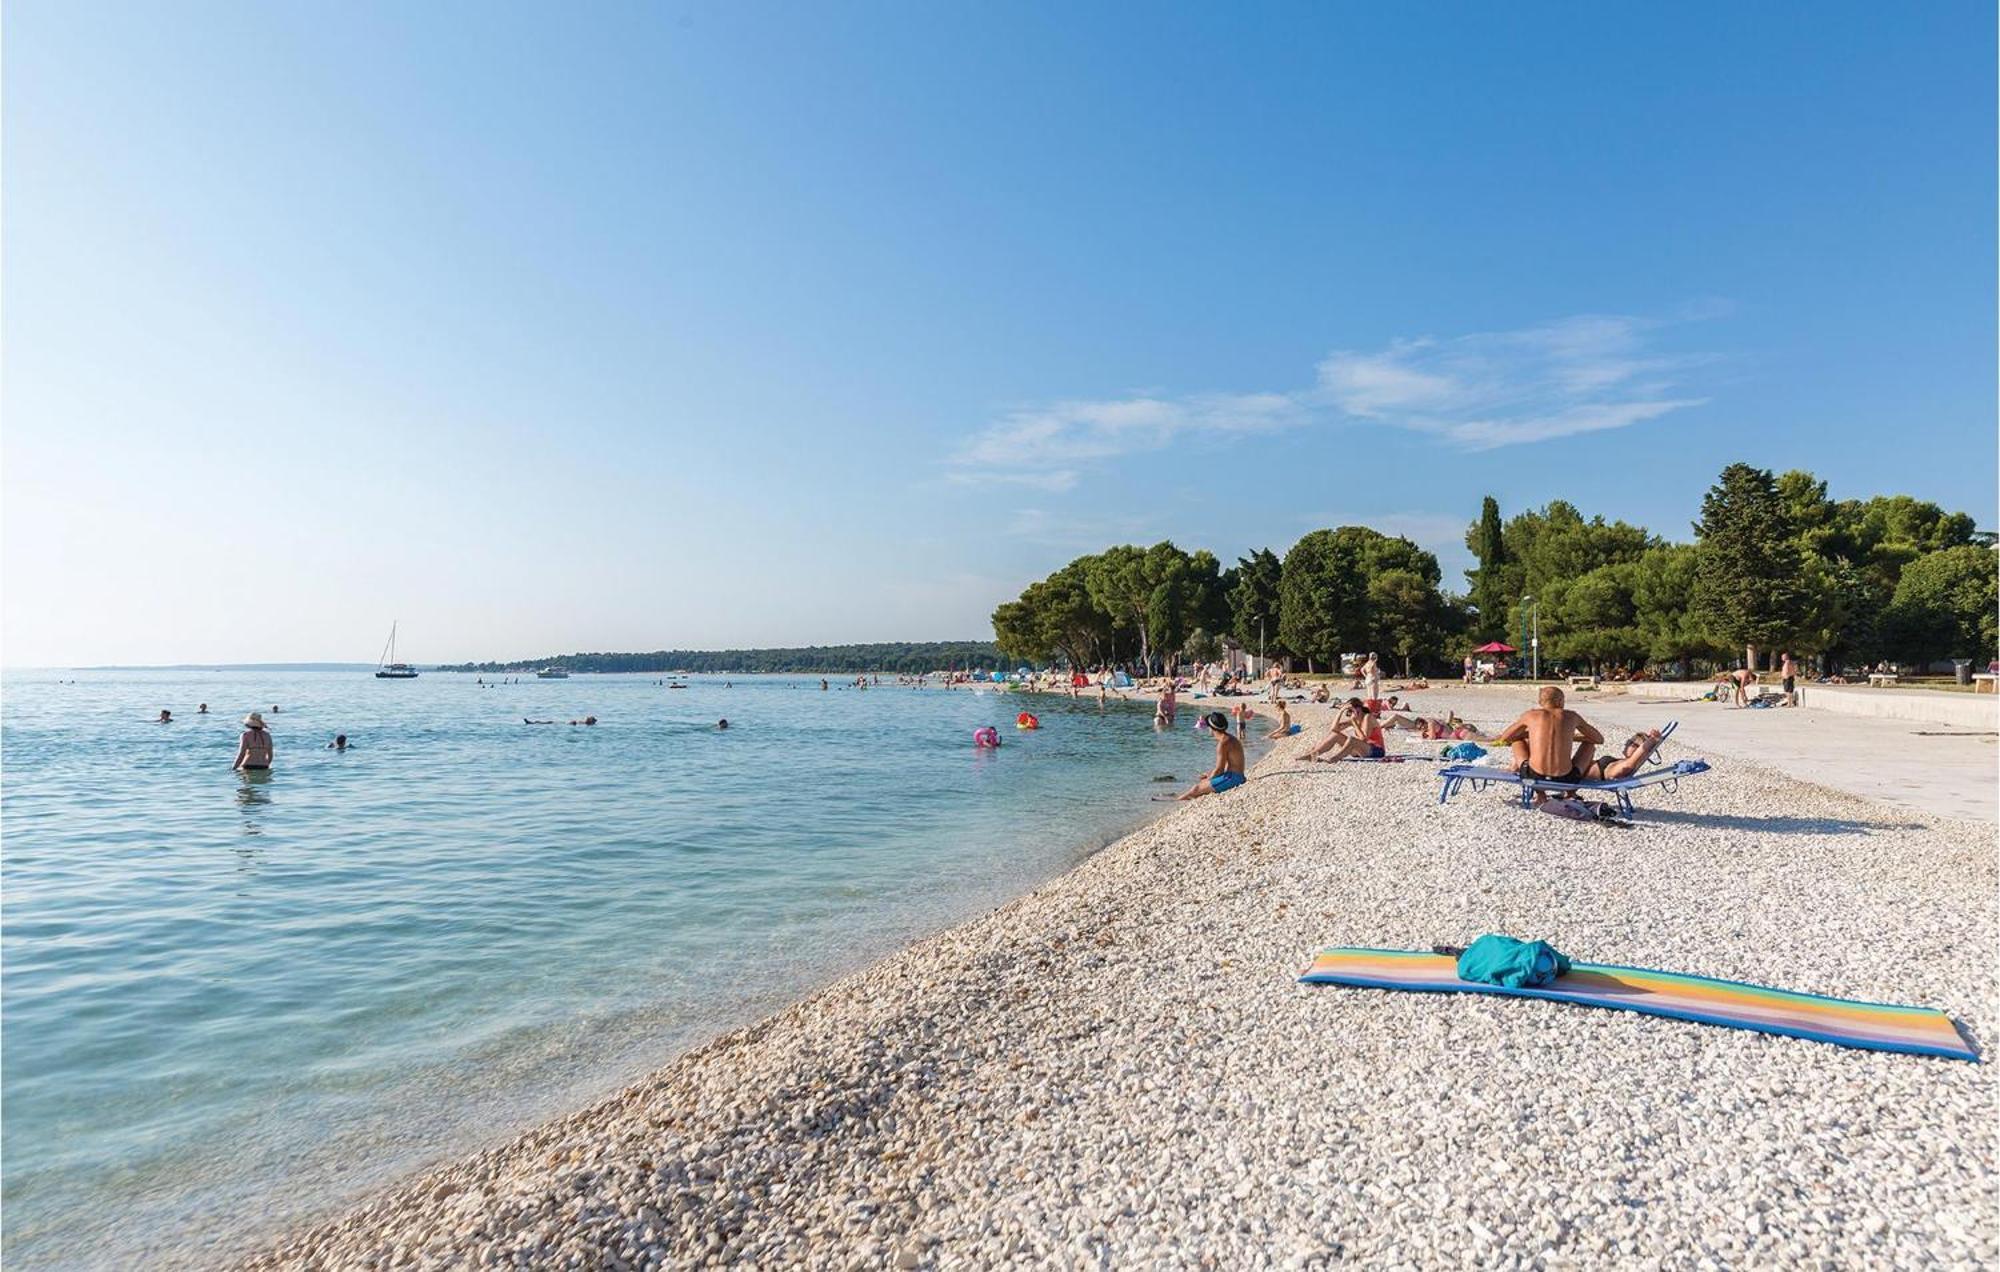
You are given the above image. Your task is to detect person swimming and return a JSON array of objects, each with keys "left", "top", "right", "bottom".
[
  {"left": 197, "top": 703, "right": 208, "bottom": 714},
  {"left": 327, "top": 734, "right": 349, "bottom": 751},
  {"left": 157, "top": 709, "right": 173, "bottom": 723},
  {"left": 717, "top": 719, "right": 729, "bottom": 730}
]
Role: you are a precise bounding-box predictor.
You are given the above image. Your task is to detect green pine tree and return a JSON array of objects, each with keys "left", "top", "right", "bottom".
[
  {"left": 1466, "top": 496, "right": 1509, "bottom": 641},
  {"left": 1691, "top": 463, "right": 1809, "bottom": 669}
]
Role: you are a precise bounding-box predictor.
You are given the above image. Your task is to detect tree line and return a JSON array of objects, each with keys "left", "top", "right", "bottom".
[
  {"left": 992, "top": 463, "right": 1996, "bottom": 677},
  {"left": 437, "top": 642, "right": 1004, "bottom": 675}
]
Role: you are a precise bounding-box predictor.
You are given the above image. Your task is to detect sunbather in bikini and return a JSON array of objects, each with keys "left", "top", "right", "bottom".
[
  {"left": 1304, "top": 698, "right": 1385, "bottom": 761},
  {"left": 1578, "top": 729, "right": 1666, "bottom": 782},
  {"left": 1415, "top": 714, "right": 1485, "bottom": 741}
]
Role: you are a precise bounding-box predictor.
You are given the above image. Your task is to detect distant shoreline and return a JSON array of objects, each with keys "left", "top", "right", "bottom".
[
  {"left": 435, "top": 641, "right": 1004, "bottom": 677},
  {"left": 47, "top": 662, "right": 379, "bottom": 673}
]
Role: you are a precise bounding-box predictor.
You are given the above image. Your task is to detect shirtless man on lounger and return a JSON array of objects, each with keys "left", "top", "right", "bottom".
[{"left": 1494, "top": 687, "right": 1604, "bottom": 789}]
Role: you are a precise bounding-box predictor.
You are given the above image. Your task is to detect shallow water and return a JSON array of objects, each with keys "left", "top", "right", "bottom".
[{"left": 1, "top": 670, "right": 1248, "bottom": 1269}]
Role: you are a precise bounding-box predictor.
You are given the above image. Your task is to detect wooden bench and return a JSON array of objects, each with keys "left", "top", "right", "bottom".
[
  {"left": 1974, "top": 674, "right": 1997, "bottom": 695},
  {"left": 1568, "top": 675, "right": 1599, "bottom": 691},
  {"left": 1867, "top": 673, "right": 1900, "bottom": 687}
]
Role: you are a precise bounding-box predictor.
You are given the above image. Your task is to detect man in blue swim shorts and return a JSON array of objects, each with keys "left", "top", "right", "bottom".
[{"left": 1179, "top": 711, "right": 1247, "bottom": 800}]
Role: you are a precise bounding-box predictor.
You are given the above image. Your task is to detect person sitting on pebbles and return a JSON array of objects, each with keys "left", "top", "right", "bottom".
[
  {"left": 1266, "top": 701, "right": 1298, "bottom": 739},
  {"left": 1304, "top": 698, "right": 1385, "bottom": 762},
  {"left": 1177, "top": 712, "right": 1246, "bottom": 800}
]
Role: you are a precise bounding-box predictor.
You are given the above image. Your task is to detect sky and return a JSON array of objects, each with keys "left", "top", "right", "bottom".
[{"left": 4, "top": 2, "right": 1994, "bottom": 666}]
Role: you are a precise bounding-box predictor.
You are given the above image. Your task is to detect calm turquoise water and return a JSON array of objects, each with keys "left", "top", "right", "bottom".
[{"left": 1, "top": 670, "right": 1242, "bottom": 1269}]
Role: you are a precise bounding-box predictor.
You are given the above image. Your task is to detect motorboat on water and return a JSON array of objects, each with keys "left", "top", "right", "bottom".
[
  {"left": 535, "top": 667, "right": 570, "bottom": 679},
  {"left": 375, "top": 622, "right": 419, "bottom": 678}
]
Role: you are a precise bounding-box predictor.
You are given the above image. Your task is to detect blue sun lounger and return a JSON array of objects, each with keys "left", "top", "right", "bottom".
[{"left": 1437, "top": 758, "right": 1711, "bottom": 816}]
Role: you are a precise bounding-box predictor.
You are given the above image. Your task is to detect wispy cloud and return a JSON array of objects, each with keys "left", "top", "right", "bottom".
[
  {"left": 948, "top": 391, "right": 1306, "bottom": 488},
  {"left": 947, "top": 311, "right": 1715, "bottom": 484},
  {"left": 1314, "top": 314, "right": 1710, "bottom": 450}
]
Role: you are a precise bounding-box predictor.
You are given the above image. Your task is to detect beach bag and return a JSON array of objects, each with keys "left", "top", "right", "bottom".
[
  {"left": 1456, "top": 934, "right": 1572, "bottom": 989},
  {"left": 1538, "top": 797, "right": 1594, "bottom": 821}
]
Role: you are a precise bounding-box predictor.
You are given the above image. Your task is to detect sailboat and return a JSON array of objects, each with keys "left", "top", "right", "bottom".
[{"left": 375, "top": 622, "right": 419, "bottom": 679}]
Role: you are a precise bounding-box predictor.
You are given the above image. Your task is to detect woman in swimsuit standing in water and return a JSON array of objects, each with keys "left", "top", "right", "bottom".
[{"left": 233, "top": 712, "right": 273, "bottom": 771}]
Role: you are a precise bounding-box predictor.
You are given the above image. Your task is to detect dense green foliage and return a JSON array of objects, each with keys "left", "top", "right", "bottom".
[
  {"left": 438, "top": 642, "right": 1004, "bottom": 675},
  {"left": 1692, "top": 464, "right": 1811, "bottom": 666},
  {"left": 991, "top": 462, "right": 1990, "bottom": 677},
  {"left": 997, "top": 527, "right": 1454, "bottom": 674},
  {"left": 1226, "top": 548, "right": 1285, "bottom": 658},
  {"left": 992, "top": 542, "right": 1231, "bottom": 673},
  {"left": 1880, "top": 545, "right": 1999, "bottom": 668}
]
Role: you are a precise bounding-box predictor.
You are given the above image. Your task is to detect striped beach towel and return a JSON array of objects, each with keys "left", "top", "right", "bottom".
[{"left": 1300, "top": 947, "right": 1976, "bottom": 1061}]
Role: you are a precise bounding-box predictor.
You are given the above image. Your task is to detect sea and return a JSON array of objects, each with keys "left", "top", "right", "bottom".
[{"left": 0, "top": 669, "right": 1253, "bottom": 1269}]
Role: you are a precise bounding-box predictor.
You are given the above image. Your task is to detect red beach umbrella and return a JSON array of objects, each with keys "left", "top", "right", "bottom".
[{"left": 1472, "top": 641, "right": 1517, "bottom": 654}]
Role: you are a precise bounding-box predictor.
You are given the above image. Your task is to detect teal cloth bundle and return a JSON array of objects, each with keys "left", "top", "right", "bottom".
[{"left": 1457, "top": 934, "right": 1571, "bottom": 988}]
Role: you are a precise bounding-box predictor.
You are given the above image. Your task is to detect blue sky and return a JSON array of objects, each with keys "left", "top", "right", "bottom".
[{"left": 5, "top": 2, "right": 1994, "bottom": 665}]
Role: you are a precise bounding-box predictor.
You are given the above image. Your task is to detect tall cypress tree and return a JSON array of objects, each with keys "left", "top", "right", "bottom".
[
  {"left": 1467, "top": 496, "right": 1509, "bottom": 641},
  {"left": 1691, "top": 463, "right": 1809, "bottom": 669}
]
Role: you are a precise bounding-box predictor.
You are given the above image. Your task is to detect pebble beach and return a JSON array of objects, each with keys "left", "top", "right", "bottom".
[{"left": 240, "top": 685, "right": 1996, "bottom": 1270}]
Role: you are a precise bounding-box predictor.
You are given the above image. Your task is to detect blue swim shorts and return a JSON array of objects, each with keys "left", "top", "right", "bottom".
[
  {"left": 1209, "top": 771, "right": 1246, "bottom": 793},
  {"left": 1367, "top": 744, "right": 1386, "bottom": 759}
]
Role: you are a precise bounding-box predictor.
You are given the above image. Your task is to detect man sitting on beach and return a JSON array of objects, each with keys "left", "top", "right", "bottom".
[
  {"left": 1493, "top": 687, "right": 1604, "bottom": 788},
  {"left": 1178, "top": 712, "right": 1246, "bottom": 800}
]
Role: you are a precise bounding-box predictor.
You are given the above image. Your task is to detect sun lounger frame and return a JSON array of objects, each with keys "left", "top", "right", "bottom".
[
  {"left": 1435, "top": 725, "right": 1695, "bottom": 816},
  {"left": 1436, "top": 766, "right": 1702, "bottom": 816}
]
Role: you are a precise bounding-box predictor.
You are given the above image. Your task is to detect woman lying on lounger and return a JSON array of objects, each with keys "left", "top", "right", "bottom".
[{"left": 1578, "top": 729, "right": 1666, "bottom": 782}]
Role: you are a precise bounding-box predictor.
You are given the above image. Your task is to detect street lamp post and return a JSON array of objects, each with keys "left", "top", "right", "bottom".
[
  {"left": 1531, "top": 598, "right": 1540, "bottom": 682},
  {"left": 1520, "top": 596, "right": 1533, "bottom": 681}
]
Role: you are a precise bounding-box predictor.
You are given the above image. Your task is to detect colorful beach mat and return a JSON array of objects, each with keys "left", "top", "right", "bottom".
[{"left": 1300, "top": 948, "right": 1977, "bottom": 1061}]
